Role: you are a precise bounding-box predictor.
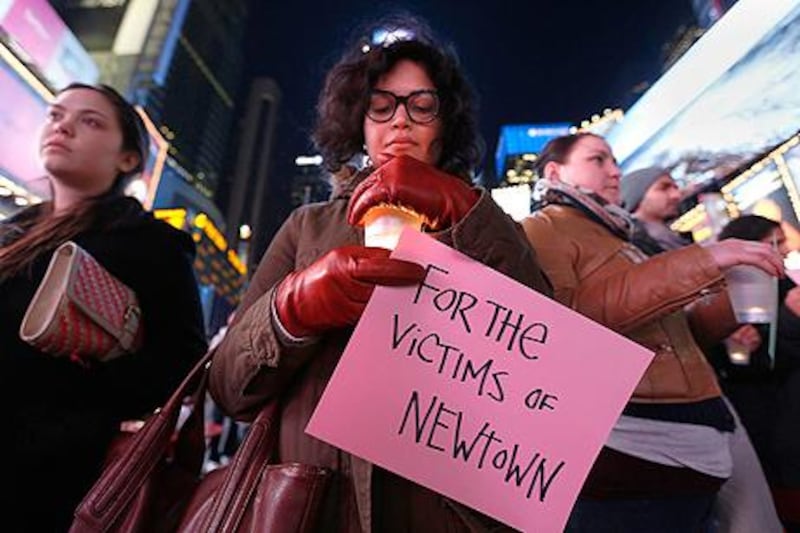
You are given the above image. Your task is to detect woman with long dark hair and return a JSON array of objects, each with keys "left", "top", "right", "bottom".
[{"left": 1, "top": 83, "right": 207, "bottom": 530}]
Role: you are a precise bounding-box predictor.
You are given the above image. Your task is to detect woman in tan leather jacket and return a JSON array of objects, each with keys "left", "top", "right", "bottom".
[
  {"left": 209, "top": 15, "right": 550, "bottom": 532},
  {"left": 521, "top": 133, "right": 783, "bottom": 532}
]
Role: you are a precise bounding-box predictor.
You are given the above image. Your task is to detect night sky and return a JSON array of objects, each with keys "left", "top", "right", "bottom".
[{"left": 244, "top": 0, "right": 696, "bottom": 182}]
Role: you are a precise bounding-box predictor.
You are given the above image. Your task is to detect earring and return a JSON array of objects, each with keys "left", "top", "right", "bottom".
[{"left": 362, "top": 145, "right": 372, "bottom": 168}]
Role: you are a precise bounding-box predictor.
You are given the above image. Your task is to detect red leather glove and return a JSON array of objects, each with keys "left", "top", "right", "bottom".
[
  {"left": 347, "top": 155, "right": 479, "bottom": 230},
  {"left": 275, "top": 245, "right": 426, "bottom": 338}
]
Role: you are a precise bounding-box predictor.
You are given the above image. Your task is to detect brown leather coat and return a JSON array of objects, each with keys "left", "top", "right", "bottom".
[
  {"left": 521, "top": 205, "right": 736, "bottom": 404},
  {"left": 209, "top": 173, "right": 550, "bottom": 532}
]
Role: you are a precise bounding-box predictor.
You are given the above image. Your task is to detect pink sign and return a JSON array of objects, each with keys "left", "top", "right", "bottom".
[{"left": 306, "top": 230, "right": 653, "bottom": 532}]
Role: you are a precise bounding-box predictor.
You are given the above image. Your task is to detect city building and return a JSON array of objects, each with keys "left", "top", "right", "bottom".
[
  {"left": 489, "top": 123, "right": 570, "bottom": 221},
  {"left": 51, "top": 0, "right": 248, "bottom": 200},
  {"left": 494, "top": 123, "right": 572, "bottom": 187},
  {"left": 290, "top": 156, "right": 331, "bottom": 209},
  {"left": 221, "top": 76, "right": 281, "bottom": 272}
]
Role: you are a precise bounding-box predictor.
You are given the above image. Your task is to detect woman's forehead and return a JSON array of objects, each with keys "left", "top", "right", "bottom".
[
  {"left": 375, "top": 59, "right": 435, "bottom": 91},
  {"left": 52, "top": 88, "right": 113, "bottom": 116},
  {"left": 574, "top": 135, "right": 612, "bottom": 154}
]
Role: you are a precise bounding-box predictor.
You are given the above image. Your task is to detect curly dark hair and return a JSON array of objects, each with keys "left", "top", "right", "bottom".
[{"left": 311, "top": 15, "right": 483, "bottom": 182}]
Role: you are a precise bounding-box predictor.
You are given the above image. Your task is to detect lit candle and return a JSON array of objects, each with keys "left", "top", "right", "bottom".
[{"left": 362, "top": 205, "right": 424, "bottom": 250}]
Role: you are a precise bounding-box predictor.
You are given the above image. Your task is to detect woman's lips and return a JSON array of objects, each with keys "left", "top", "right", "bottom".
[
  {"left": 43, "top": 141, "right": 71, "bottom": 152},
  {"left": 388, "top": 138, "right": 416, "bottom": 147}
]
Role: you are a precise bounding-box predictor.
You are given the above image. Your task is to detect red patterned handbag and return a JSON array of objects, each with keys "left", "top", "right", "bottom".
[{"left": 19, "top": 241, "right": 143, "bottom": 362}]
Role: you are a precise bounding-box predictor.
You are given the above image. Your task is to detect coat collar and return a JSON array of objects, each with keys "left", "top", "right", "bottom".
[{"left": 330, "top": 165, "right": 373, "bottom": 200}]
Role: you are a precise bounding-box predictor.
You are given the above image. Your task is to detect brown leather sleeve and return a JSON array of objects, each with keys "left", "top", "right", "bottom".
[
  {"left": 576, "top": 244, "right": 725, "bottom": 333},
  {"left": 685, "top": 289, "right": 738, "bottom": 349},
  {"left": 522, "top": 212, "right": 725, "bottom": 334}
]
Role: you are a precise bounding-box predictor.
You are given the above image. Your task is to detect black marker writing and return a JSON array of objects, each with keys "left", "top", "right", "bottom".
[{"left": 398, "top": 390, "right": 566, "bottom": 501}]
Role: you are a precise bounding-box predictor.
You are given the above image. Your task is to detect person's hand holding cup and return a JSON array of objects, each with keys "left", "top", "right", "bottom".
[{"left": 706, "top": 238, "right": 783, "bottom": 323}]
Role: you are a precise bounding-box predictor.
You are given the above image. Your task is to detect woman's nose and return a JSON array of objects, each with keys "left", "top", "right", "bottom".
[
  {"left": 53, "top": 117, "right": 75, "bottom": 136},
  {"left": 609, "top": 161, "right": 622, "bottom": 179},
  {"left": 391, "top": 104, "right": 411, "bottom": 128}
]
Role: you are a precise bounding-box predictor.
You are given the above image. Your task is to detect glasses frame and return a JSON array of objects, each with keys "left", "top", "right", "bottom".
[{"left": 366, "top": 89, "right": 440, "bottom": 125}]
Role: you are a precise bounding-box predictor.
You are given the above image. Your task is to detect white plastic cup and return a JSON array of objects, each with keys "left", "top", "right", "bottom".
[
  {"left": 362, "top": 205, "right": 423, "bottom": 250},
  {"left": 724, "top": 265, "right": 778, "bottom": 323}
]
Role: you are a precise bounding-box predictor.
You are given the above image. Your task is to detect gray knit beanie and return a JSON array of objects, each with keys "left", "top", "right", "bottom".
[{"left": 621, "top": 167, "right": 670, "bottom": 211}]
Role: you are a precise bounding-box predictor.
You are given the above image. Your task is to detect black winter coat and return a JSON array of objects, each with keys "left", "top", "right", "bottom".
[{"left": 0, "top": 197, "right": 207, "bottom": 532}]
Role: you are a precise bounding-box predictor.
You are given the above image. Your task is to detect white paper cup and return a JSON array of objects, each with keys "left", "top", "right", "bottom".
[
  {"left": 724, "top": 265, "right": 778, "bottom": 323},
  {"left": 362, "top": 206, "right": 423, "bottom": 250}
]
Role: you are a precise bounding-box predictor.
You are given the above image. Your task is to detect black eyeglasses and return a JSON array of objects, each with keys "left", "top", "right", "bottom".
[{"left": 366, "top": 89, "right": 440, "bottom": 124}]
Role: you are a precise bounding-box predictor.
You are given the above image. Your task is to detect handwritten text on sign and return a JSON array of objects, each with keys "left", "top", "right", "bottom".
[{"left": 306, "top": 230, "right": 653, "bottom": 532}]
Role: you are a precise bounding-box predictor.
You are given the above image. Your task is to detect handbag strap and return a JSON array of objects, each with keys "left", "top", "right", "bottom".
[
  {"left": 73, "top": 348, "right": 283, "bottom": 533},
  {"left": 72, "top": 350, "right": 213, "bottom": 532},
  {"left": 199, "top": 401, "right": 280, "bottom": 532}
]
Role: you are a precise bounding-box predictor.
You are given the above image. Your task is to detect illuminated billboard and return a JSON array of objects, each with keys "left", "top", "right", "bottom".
[
  {"left": 0, "top": 0, "right": 98, "bottom": 89},
  {"left": 0, "top": 58, "right": 49, "bottom": 197},
  {"left": 724, "top": 159, "right": 799, "bottom": 227},
  {"left": 671, "top": 134, "right": 800, "bottom": 244},
  {"left": 692, "top": 0, "right": 739, "bottom": 28},
  {"left": 495, "top": 123, "right": 571, "bottom": 179},
  {"left": 784, "top": 137, "right": 800, "bottom": 191},
  {"left": 608, "top": 0, "right": 800, "bottom": 188}
]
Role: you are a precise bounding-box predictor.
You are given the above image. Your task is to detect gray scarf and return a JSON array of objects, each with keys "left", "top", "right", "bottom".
[{"left": 533, "top": 179, "right": 635, "bottom": 241}]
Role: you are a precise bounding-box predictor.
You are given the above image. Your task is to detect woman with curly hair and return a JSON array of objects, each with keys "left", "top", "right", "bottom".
[{"left": 209, "top": 14, "right": 549, "bottom": 532}]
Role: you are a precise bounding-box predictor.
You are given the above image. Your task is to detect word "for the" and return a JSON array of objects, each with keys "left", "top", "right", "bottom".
[{"left": 413, "top": 264, "right": 549, "bottom": 360}]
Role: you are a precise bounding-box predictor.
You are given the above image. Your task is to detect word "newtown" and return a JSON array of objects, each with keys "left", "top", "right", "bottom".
[{"left": 398, "top": 390, "right": 566, "bottom": 502}]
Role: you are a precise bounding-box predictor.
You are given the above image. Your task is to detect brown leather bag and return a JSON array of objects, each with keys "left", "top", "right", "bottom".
[{"left": 70, "top": 352, "right": 331, "bottom": 532}]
